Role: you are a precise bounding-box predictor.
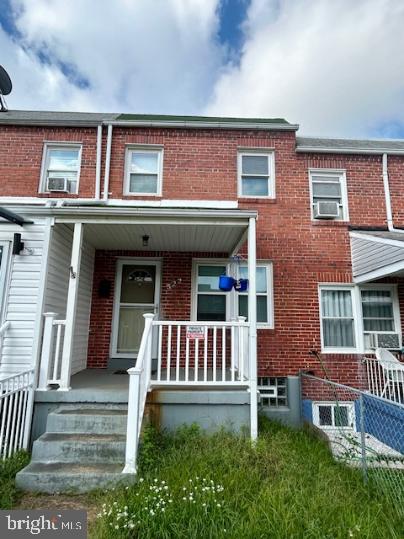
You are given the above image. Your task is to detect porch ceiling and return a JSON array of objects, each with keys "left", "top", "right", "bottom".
[
  {"left": 82, "top": 222, "right": 246, "bottom": 252},
  {"left": 350, "top": 230, "right": 404, "bottom": 283},
  {"left": 55, "top": 208, "right": 255, "bottom": 254}
]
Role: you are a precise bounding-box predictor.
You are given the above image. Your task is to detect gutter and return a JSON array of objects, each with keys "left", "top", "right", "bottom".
[
  {"left": 381, "top": 153, "right": 404, "bottom": 234},
  {"left": 103, "top": 124, "right": 113, "bottom": 201},
  {"left": 104, "top": 119, "right": 299, "bottom": 131},
  {"left": 296, "top": 145, "right": 404, "bottom": 155},
  {"left": 95, "top": 124, "right": 103, "bottom": 199}
]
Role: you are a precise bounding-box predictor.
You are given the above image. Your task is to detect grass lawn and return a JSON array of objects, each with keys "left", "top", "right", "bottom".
[{"left": 2, "top": 418, "right": 403, "bottom": 538}]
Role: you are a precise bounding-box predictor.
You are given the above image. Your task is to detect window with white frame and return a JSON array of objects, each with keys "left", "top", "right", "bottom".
[
  {"left": 309, "top": 170, "right": 348, "bottom": 221},
  {"left": 196, "top": 264, "right": 227, "bottom": 321},
  {"left": 238, "top": 263, "right": 273, "bottom": 326},
  {"left": 40, "top": 144, "right": 81, "bottom": 194},
  {"left": 125, "top": 147, "right": 163, "bottom": 195},
  {"left": 238, "top": 151, "right": 274, "bottom": 197},
  {"left": 313, "top": 402, "right": 355, "bottom": 429},
  {"left": 319, "top": 285, "right": 401, "bottom": 353},
  {"left": 320, "top": 288, "right": 356, "bottom": 350}
]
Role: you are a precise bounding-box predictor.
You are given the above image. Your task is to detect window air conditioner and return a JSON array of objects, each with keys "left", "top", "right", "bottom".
[
  {"left": 368, "top": 333, "right": 400, "bottom": 350},
  {"left": 47, "top": 177, "right": 69, "bottom": 192},
  {"left": 313, "top": 201, "right": 339, "bottom": 219}
]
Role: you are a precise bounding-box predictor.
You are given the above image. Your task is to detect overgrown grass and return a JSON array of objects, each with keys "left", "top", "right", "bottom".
[
  {"left": 92, "top": 418, "right": 404, "bottom": 539},
  {"left": 0, "top": 450, "right": 30, "bottom": 509}
]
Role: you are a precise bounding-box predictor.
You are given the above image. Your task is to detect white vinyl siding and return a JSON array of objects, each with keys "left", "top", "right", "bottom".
[
  {"left": 309, "top": 169, "right": 348, "bottom": 221},
  {"left": 0, "top": 220, "right": 49, "bottom": 377},
  {"left": 238, "top": 151, "right": 275, "bottom": 198},
  {"left": 43, "top": 224, "right": 95, "bottom": 375}
]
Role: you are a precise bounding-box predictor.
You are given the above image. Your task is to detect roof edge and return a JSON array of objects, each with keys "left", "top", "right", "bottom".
[{"left": 104, "top": 119, "right": 299, "bottom": 131}]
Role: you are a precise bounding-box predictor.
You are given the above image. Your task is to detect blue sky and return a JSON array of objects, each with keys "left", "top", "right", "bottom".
[{"left": 1, "top": 0, "right": 404, "bottom": 138}]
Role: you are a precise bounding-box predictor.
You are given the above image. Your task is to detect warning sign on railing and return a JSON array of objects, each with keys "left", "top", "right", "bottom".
[{"left": 186, "top": 325, "right": 205, "bottom": 340}]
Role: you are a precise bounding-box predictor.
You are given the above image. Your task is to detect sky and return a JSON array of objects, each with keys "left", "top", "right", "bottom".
[{"left": 1, "top": 0, "right": 404, "bottom": 138}]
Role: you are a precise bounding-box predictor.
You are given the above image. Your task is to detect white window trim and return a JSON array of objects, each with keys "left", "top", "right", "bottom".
[
  {"left": 237, "top": 150, "right": 275, "bottom": 199},
  {"left": 318, "top": 283, "right": 401, "bottom": 354},
  {"left": 238, "top": 261, "right": 274, "bottom": 329},
  {"left": 309, "top": 168, "right": 349, "bottom": 222},
  {"left": 124, "top": 145, "right": 163, "bottom": 197},
  {"left": 39, "top": 142, "right": 82, "bottom": 194},
  {"left": 191, "top": 259, "right": 274, "bottom": 327},
  {"left": 313, "top": 401, "right": 355, "bottom": 430},
  {"left": 191, "top": 259, "right": 230, "bottom": 322}
]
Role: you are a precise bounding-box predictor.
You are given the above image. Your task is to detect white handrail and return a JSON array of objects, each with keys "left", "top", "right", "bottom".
[
  {"left": 123, "top": 313, "right": 154, "bottom": 474},
  {"left": 0, "top": 369, "right": 34, "bottom": 459}
]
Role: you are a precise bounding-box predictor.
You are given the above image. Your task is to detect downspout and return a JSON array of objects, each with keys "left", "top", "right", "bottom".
[
  {"left": 95, "top": 124, "right": 103, "bottom": 199},
  {"left": 103, "top": 124, "right": 113, "bottom": 201},
  {"left": 382, "top": 153, "right": 394, "bottom": 231}
]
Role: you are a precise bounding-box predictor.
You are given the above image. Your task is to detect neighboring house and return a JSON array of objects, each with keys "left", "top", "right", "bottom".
[{"left": 0, "top": 110, "right": 403, "bottom": 491}]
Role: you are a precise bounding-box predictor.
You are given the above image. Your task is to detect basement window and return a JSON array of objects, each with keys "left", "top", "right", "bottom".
[
  {"left": 313, "top": 402, "right": 355, "bottom": 429},
  {"left": 258, "top": 377, "right": 288, "bottom": 407}
]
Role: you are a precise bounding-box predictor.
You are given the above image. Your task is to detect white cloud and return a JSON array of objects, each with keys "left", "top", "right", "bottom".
[
  {"left": 206, "top": 0, "right": 404, "bottom": 137},
  {"left": 3, "top": 0, "right": 222, "bottom": 113}
]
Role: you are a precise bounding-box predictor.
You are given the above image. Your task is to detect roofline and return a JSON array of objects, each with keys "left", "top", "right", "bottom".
[
  {"left": 104, "top": 119, "right": 299, "bottom": 131},
  {"left": 3, "top": 204, "right": 258, "bottom": 221},
  {"left": 296, "top": 144, "right": 404, "bottom": 155},
  {"left": 0, "top": 118, "right": 107, "bottom": 127}
]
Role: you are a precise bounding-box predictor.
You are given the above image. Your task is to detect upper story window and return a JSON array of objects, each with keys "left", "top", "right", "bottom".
[
  {"left": 238, "top": 151, "right": 275, "bottom": 198},
  {"left": 309, "top": 169, "right": 349, "bottom": 221},
  {"left": 125, "top": 147, "right": 163, "bottom": 196},
  {"left": 40, "top": 144, "right": 82, "bottom": 194}
]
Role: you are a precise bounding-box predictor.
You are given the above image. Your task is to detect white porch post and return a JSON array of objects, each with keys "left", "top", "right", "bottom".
[
  {"left": 248, "top": 216, "right": 258, "bottom": 440},
  {"left": 59, "top": 223, "right": 83, "bottom": 390}
]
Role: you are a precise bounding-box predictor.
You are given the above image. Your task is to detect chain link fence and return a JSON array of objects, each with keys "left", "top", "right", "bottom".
[{"left": 300, "top": 373, "right": 404, "bottom": 516}]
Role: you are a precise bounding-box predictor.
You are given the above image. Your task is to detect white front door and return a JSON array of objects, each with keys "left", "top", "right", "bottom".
[{"left": 111, "top": 259, "right": 161, "bottom": 358}]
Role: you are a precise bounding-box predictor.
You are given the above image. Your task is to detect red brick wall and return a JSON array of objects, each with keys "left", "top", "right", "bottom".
[
  {"left": 3, "top": 122, "right": 404, "bottom": 383},
  {"left": 0, "top": 125, "right": 99, "bottom": 198}
]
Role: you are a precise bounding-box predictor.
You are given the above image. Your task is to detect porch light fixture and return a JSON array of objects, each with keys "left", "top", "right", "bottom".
[{"left": 142, "top": 234, "right": 150, "bottom": 247}]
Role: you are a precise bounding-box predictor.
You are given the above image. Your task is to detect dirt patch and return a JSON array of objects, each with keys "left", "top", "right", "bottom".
[{"left": 16, "top": 493, "right": 99, "bottom": 525}]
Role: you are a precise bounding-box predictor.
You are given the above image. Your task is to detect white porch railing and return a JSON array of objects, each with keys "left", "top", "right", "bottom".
[
  {"left": 37, "top": 313, "right": 66, "bottom": 390},
  {"left": 123, "top": 313, "right": 154, "bottom": 474},
  {"left": 152, "top": 318, "right": 250, "bottom": 386},
  {"left": 363, "top": 356, "right": 404, "bottom": 405},
  {"left": 123, "top": 315, "right": 254, "bottom": 475},
  {"left": 0, "top": 369, "right": 34, "bottom": 459}
]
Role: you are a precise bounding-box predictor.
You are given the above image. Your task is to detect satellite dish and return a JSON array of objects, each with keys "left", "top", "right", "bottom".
[{"left": 0, "top": 65, "right": 12, "bottom": 112}]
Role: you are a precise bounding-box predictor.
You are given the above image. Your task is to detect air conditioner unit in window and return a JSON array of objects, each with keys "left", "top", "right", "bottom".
[
  {"left": 368, "top": 333, "right": 400, "bottom": 350},
  {"left": 313, "top": 201, "right": 339, "bottom": 219},
  {"left": 47, "top": 177, "right": 69, "bottom": 192}
]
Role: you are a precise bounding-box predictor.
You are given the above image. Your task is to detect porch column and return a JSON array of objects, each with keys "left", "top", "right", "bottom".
[
  {"left": 59, "top": 223, "right": 83, "bottom": 390},
  {"left": 248, "top": 216, "right": 258, "bottom": 440}
]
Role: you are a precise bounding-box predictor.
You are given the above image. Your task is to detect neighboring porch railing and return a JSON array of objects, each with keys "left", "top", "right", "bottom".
[
  {"left": 363, "top": 356, "right": 404, "bottom": 405},
  {"left": 152, "top": 318, "right": 250, "bottom": 386},
  {"left": 0, "top": 369, "right": 35, "bottom": 459},
  {"left": 37, "top": 313, "right": 66, "bottom": 390}
]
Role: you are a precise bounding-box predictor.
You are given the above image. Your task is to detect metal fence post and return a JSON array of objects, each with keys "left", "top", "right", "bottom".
[{"left": 359, "top": 393, "right": 368, "bottom": 484}]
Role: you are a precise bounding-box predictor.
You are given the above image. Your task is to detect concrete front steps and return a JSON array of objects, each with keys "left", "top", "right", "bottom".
[{"left": 16, "top": 406, "right": 136, "bottom": 494}]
